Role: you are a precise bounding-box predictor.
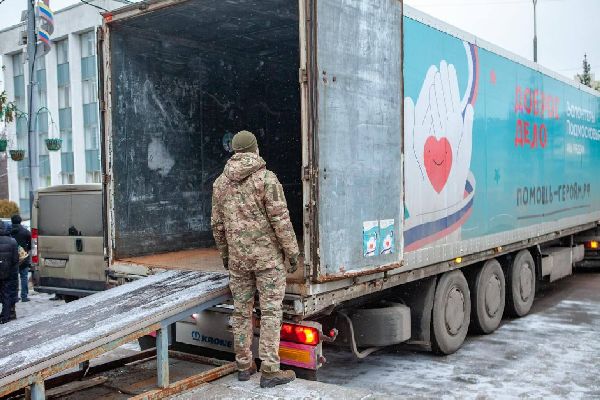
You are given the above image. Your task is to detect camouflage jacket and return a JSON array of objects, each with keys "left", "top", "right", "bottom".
[{"left": 211, "top": 152, "right": 299, "bottom": 271}]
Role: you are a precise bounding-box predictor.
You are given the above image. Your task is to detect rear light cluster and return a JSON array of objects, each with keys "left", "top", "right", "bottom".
[
  {"left": 280, "top": 323, "right": 319, "bottom": 345},
  {"left": 585, "top": 240, "right": 599, "bottom": 250},
  {"left": 31, "top": 228, "right": 38, "bottom": 265}
]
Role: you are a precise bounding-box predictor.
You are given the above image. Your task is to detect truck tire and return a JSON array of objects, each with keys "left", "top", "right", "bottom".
[
  {"left": 350, "top": 302, "right": 411, "bottom": 347},
  {"left": 505, "top": 250, "right": 536, "bottom": 317},
  {"left": 431, "top": 270, "right": 471, "bottom": 355},
  {"left": 470, "top": 259, "right": 505, "bottom": 334}
]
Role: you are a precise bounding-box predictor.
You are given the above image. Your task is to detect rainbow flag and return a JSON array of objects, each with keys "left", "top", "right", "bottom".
[
  {"left": 36, "top": 0, "right": 53, "bottom": 56},
  {"left": 37, "top": 2, "right": 54, "bottom": 25},
  {"left": 38, "top": 29, "right": 51, "bottom": 46}
]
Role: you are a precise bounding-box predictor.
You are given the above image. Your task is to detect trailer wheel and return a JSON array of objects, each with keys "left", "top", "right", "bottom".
[
  {"left": 505, "top": 250, "right": 536, "bottom": 317},
  {"left": 470, "top": 259, "right": 505, "bottom": 334},
  {"left": 431, "top": 270, "right": 471, "bottom": 355}
]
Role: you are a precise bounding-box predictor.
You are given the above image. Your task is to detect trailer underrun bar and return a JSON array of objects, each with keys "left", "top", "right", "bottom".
[{"left": 0, "top": 270, "right": 231, "bottom": 399}]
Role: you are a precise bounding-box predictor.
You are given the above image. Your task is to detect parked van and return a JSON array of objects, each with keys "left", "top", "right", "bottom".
[{"left": 32, "top": 184, "right": 105, "bottom": 301}]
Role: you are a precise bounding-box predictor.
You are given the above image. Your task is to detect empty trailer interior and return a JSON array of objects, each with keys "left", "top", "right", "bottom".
[{"left": 106, "top": 0, "right": 302, "bottom": 263}]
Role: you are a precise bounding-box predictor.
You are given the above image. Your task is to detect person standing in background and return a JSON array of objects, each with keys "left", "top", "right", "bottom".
[
  {"left": 10, "top": 214, "right": 32, "bottom": 303},
  {"left": 0, "top": 221, "right": 19, "bottom": 323}
]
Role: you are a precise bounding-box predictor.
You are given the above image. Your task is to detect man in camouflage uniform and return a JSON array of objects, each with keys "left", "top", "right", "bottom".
[{"left": 211, "top": 130, "right": 299, "bottom": 388}]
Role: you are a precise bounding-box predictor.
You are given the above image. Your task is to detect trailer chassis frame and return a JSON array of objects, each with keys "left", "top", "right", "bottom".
[{"left": 286, "top": 222, "right": 598, "bottom": 318}]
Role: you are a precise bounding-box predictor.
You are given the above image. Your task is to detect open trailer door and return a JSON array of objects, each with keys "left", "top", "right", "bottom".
[{"left": 313, "top": 0, "right": 404, "bottom": 281}]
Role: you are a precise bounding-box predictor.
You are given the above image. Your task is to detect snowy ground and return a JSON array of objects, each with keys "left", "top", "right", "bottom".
[
  {"left": 318, "top": 269, "right": 600, "bottom": 399},
  {"left": 14, "top": 291, "right": 65, "bottom": 318}
]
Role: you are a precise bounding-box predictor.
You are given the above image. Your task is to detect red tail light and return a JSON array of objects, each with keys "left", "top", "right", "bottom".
[
  {"left": 32, "top": 228, "right": 38, "bottom": 265},
  {"left": 586, "top": 240, "right": 599, "bottom": 250},
  {"left": 280, "top": 323, "right": 319, "bottom": 345}
]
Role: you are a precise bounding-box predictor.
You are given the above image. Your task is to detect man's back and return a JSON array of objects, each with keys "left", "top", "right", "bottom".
[{"left": 212, "top": 152, "right": 298, "bottom": 271}]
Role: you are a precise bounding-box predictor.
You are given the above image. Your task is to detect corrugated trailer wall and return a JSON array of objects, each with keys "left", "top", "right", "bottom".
[{"left": 313, "top": 4, "right": 600, "bottom": 281}]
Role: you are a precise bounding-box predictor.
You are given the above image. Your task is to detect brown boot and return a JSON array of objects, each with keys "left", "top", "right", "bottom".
[
  {"left": 237, "top": 362, "right": 257, "bottom": 381},
  {"left": 260, "top": 369, "right": 296, "bottom": 388}
]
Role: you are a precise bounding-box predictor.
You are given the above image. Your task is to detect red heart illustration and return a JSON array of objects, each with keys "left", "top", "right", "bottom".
[{"left": 424, "top": 136, "right": 453, "bottom": 193}]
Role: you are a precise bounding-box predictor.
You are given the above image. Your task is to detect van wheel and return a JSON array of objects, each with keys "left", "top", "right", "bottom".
[
  {"left": 431, "top": 270, "right": 471, "bottom": 355},
  {"left": 505, "top": 250, "right": 536, "bottom": 317},
  {"left": 470, "top": 259, "right": 505, "bottom": 334}
]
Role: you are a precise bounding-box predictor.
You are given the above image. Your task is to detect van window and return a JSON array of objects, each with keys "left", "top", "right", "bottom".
[{"left": 39, "top": 192, "right": 102, "bottom": 237}]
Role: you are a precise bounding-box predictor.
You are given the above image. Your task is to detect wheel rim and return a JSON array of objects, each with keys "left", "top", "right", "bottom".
[
  {"left": 519, "top": 261, "right": 533, "bottom": 302},
  {"left": 445, "top": 286, "right": 465, "bottom": 335},
  {"left": 484, "top": 274, "right": 502, "bottom": 318}
]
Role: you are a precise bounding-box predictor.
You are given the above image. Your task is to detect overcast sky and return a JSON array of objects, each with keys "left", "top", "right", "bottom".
[{"left": 0, "top": 0, "right": 598, "bottom": 79}]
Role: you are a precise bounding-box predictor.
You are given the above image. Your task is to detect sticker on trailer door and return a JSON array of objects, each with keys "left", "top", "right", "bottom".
[
  {"left": 363, "top": 221, "right": 379, "bottom": 257},
  {"left": 379, "top": 219, "right": 394, "bottom": 255}
]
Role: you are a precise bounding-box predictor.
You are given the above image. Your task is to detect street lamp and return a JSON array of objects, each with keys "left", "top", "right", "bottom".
[{"left": 533, "top": 0, "right": 538, "bottom": 62}]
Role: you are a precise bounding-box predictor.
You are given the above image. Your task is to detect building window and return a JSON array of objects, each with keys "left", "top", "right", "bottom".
[
  {"left": 81, "top": 31, "right": 100, "bottom": 183},
  {"left": 36, "top": 57, "right": 50, "bottom": 188},
  {"left": 62, "top": 172, "right": 74, "bottom": 184},
  {"left": 57, "top": 38, "right": 68, "bottom": 64},
  {"left": 57, "top": 39, "right": 74, "bottom": 184},
  {"left": 13, "top": 53, "right": 29, "bottom": 216},
  {"left": 35, "top": 56, "right": 47, "bottom": 108}
]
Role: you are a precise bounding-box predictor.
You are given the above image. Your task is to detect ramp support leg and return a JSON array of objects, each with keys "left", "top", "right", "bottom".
[
  {"left": 30, "top": 380, "right": 45, "bottom": 400},
  {"left": 157, "top": 326, "right": 169, "bottom": 388}
]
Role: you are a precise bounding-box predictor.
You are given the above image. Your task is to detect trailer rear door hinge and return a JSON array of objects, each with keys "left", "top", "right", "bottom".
[
  {"left": 303, "top": 166, "right": 312, "bottom": 181},
  {"left": 299, "top": 68, "right": 308, "bottom": 84},
  {"left": 103, "top": 174, "right": 111, "bottom": 184}
]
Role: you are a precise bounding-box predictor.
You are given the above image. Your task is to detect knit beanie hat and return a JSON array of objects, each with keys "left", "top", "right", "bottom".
[{"left": 232, "top": 130, "right": 258, "bottom": 153}]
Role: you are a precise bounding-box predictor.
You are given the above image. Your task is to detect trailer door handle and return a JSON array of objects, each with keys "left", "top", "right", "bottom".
[{"left": 76, "top": 239, "right": 83, "bottom": 252}]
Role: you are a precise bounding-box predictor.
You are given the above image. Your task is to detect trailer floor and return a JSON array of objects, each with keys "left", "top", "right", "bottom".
[
  {"left": 118, "top": 248, "right": 225, "bottom": 272},
  {"left": 116, "top": 245, "right": 304, "bottom": 273}
]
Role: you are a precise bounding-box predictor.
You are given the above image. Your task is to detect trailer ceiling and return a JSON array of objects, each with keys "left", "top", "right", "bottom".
[{"left": 112, "top": 0, "right": 298, "bottom": 64}]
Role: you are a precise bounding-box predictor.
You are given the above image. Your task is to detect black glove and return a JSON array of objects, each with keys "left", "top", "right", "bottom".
[
  {"left": 222, "top": 257, "right": 229, "bottom": 270},
  {"left": 287, "top": 254, "right": 298, "bottom": 274}
]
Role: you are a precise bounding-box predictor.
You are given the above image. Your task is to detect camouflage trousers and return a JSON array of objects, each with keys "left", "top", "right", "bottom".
[{"left": 229, "top": 264, "right": 286, "bottom": 373}]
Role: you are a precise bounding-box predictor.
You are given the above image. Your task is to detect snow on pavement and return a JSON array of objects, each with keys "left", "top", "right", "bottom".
[{"left": 319, "top": 272, "right": 600, "bottom": 399}]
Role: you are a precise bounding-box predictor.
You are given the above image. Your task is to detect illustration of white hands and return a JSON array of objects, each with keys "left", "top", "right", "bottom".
[{"left": 404, "top": 60, "right": 474, "bottom": 222}]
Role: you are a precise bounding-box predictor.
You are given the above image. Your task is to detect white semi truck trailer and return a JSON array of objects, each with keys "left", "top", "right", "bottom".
[{"left": 94, "top": 0, "right": 600, "bottom": 376}]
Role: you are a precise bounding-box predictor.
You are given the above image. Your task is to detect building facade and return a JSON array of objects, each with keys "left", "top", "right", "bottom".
[{"left": 0, "top": 0, "right": 124, "bottom": 216}]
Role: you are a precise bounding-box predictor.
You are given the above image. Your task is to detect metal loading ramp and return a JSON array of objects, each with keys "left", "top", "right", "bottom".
[{"left": 0, "top": 270, "right": 231, "bottom": 399}]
